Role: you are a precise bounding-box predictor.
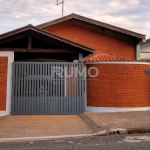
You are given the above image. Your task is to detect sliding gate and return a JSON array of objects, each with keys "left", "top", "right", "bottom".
[{"left": 11, "top": 62, "right": 85, "bottom": 114}]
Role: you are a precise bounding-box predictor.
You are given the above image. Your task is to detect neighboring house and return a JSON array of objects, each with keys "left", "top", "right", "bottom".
[
  {"left": 141, "top": 39, "right": 150, "bottom": 60},
  {"left": 0, "top": 13, "right": 149, "bottom": 117}
]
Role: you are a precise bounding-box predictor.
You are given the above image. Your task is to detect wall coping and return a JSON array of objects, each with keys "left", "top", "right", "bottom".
[
  {"left": 85, "top": 61, "right": 150, "bottom": 65},
  {"left": 86, "top": 107, "right": 150, "bottom": 112}
]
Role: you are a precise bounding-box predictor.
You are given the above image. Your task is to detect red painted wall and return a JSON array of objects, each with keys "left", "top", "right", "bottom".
[
  {"left": 86, "top": 64, "right": 150, "bottom": 107},
  {"left": 0, "top": 57, "right": 8, "bottom": 110},
  {"left": 48, "top": 23, "right": 136, "bottom": 60}
]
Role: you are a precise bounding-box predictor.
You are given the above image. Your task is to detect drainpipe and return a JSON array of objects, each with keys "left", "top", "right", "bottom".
[{"left": 136, "top": 43, "right": 141, "bottom": 60}]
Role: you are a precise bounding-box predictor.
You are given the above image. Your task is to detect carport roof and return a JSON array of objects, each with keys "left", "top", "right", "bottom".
[{"left": 0, "top": 24, "right": 95, "bottom": 55}]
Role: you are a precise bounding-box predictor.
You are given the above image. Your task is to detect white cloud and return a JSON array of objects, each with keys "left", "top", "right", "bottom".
[{"left": 0, "top": 0, "right": 149, "bottom": 39}]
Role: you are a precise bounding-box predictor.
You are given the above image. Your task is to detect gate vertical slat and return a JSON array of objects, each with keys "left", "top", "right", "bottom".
[
  {"left": 23, "top": 63, "right": 25, "bottom": 113},
  {"left": 77, "top": 64, "right": 79, "bottom": 114},
  {"left": 37, "top": 63, "right": 40, "bottom": 114},
  {"left": 50, "top": 64, "right": 52, "bottom": 114},
  {"left": 72, "top": 63, "right": 74, "bottom": 114},
  {"left": 60, "top": 64, "right": 62, "bottom": 113},
  {"left": 82, "top": 63, "right": 85, "bottom": 112},
  {"left": 80, "top": 64, "right": 83, "bottom": 113},
  {"left": 59, "top": 63, "right": 61, "bottom": 114},
  {"left": 31, "top": 63, "right": 35, "bottom": 114},
  {"left": 42, "top": 63, "right": 45, "bottom": 114},
  {"left": 59, "top": 63, "right": 61, "bottom": 113},
  {"left": 62, "top": 64, "right": 67, "bottom": 113},
  {"left": 62, "top": 63, "right": 64, "bottom": 113},
  {"left": 20, "top": 63, "right": 24, "bottom": 114},
  {"left": 14, "top": 64, "right": 18, "bottom": 112},
  {"left": 25, "top": 63, "right": 28, "bottom": 114},
  {"left": 81, "top": 63, "right": 84, "bottom": 113},
  {"left": 79, "top": 63, "right": 81, "bottom": 113},
  {"left": 47, "top": 63, "right": 50, "bottom": 113},
  {"left": 39, "top": 63, "right": 41, "bottom": 114},
  {"left": 67, "top": 64, "right": 69, "bottom": 114},
  {"left": 69, "top": 63, "right": 71, "bottom": 113},
  {"left": 75, "top": 63, "right": 77, "bottom": 113},
  {"left": 11, "top": 64, "right": 15, "bottom": 114},
  {"left": 51, "top": 64, "right": 53, "bottom": 113},
  {"left": 54, "top": 64, "right": 56, "bottom": 113},
  {"left": 56, "top": 64, "right": 59, "bottom": 114},
  {"left": 44, "top": 64, "right": 47, "bottom": 113},
  {"left": 14, "top": 63, "right": 17, "bottom": 114},
  {"left": 30, "top": 63, "right": 33, "bottom": 114},
  {"left": 28, "top": 63, "right": 32, "bottom": 114},
  {"left": 31, "top": 63, "right": 33, "bottom": 114},
  {"left": 34, "top": 63, "right": 37, "bottom": 113},
  {"left": 55, "top": 64, "right": 57, "bottom": 114},
  {"left": 45, "top": 63, "right": 47, "bottom": 113},
  {"left": 57, "top": 64, "right": 59, "bottom": 114},
  {"left": 71, "top": 63, "right": 73, "bottom": 113},
  {"left": 42, "top": 64, "right": 45, "bottom": 114},
  {"left": 18, "top": 63, "right": 21, "bottom": 114}
]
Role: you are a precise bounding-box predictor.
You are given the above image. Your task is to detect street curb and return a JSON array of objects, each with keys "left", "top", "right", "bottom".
[
  {"left": 127, "top": 128, "right": 150, "bottom": 134},
  {"left": 0, "top": 134, "right": 88, "bottom": 143},
  {"left": 90, "top": 128, "right": 150, "bottom": 136},
  {"left": 0, "top": 128, "right": 150, "bottom": 143}
]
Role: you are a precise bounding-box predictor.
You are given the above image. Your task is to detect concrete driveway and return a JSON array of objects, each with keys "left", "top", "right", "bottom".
[{"left": 0, "top": 115, "right": 92, "bottom": 138}]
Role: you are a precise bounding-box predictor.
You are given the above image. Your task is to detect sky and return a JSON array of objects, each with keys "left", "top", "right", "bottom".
[{"left": 0, "top": 0, "right": 150, "bottom": 39}]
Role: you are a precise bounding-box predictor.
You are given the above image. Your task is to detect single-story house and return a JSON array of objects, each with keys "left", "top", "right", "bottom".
[{"left": 0, "top": 13, "right": 149, "bottom": 116}]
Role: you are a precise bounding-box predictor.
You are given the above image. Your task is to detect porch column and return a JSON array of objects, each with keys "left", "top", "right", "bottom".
[
  {"left": 0, "top": 52, "right": 14, "bottom": 116},
  {"left": 78, "top": 52, "right": 83, "bottom": 62}
]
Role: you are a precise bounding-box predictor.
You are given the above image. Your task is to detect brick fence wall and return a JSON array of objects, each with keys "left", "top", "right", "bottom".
[
  {"left": 0, "top": 57, "right": 8, "bottom": 110},
  {"left": 86, "top": 63, "right": 150, "bottom": 108}
]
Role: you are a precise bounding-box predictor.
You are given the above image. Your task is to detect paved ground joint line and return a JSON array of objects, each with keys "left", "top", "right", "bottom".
[{"left": 78, "top": 114, "right": 102, "bottom": 133}]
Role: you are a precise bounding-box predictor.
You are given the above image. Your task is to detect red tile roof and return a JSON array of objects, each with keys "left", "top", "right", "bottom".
[{"left": 84, "top": 53, "right": 124, "bottom": 62}]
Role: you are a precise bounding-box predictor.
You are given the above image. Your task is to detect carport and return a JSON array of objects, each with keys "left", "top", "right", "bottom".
[{"left": 0, "top": 24, "right": 95, "bottom": 114}]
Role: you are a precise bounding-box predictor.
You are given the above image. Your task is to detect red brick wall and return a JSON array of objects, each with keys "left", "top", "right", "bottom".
[
  {"left": 0, "top": 57, "right": 8, "bottom": 110},
  {"left": 87, "top": 64, "right": 150, "bottom": 107},
  {"left": 49, "top": 23, "right": 136, "bottom": 60}
]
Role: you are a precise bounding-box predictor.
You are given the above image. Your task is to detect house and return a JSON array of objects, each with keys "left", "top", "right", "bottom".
[
  {"left": 141, "top": 38, "right": 150, "bottom": 60},
  {"left": 0, "top": 13, "right": 149, "bottom": 116}
]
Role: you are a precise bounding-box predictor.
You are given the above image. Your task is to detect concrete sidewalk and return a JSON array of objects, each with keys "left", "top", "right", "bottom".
[
  {"left": 0, "top": 115, "right": 93, "bottom": 138},
  {"left": 85, "top": 111, "right": 150, "bottom": 130},
  {"left": 0, "top": 111, "right": 150, "bottom": 140}
]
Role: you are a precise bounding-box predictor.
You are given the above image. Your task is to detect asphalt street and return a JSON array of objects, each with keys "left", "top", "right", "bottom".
[{"left": 0, "top": 133, "right": 150, "bottom": 150}]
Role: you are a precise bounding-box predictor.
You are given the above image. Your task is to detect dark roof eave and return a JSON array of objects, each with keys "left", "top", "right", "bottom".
[
  {"left": 0, "top": 24, "right": 95, "bottom": 54},
  {"left": 36, "top": 13, "right": 145, "bottom": 40}
]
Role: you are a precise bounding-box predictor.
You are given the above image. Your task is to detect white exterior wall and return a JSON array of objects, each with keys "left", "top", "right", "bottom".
[
  {"left": 141, "top": 42, "right": 150, "bottom": 60},
  {"left": 0, "top": 52, "right": 14, "bottom": 117}
]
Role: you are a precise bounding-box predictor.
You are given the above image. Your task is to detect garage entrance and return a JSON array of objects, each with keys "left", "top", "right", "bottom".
[{"left": 11, "top": 62, "right": 85, "bottom": 114}]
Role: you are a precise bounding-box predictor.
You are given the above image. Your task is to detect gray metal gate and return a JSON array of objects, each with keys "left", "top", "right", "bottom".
[{"left": 11, "top": 62, "right": 85, "bottom": 114}]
